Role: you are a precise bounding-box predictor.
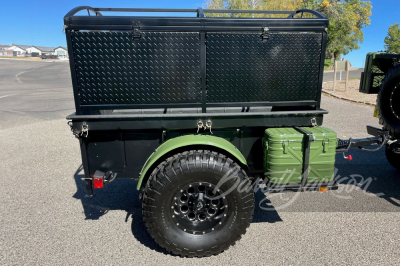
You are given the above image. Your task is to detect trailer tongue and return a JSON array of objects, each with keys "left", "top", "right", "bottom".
[{"left": 65, "top": 6, "right": 398, "bottom": 257}]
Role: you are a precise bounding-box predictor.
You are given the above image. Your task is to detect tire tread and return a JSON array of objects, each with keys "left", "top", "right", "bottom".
[{"left": 142, "top": 150, "right": 254, "bottom": 258}]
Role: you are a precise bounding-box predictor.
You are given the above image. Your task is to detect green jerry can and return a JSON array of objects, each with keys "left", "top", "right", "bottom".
[{"left": 263, "top": 127, "right": 338, "bottom": 185}]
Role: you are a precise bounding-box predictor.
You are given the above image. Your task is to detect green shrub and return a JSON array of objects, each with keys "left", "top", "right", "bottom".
[{"left": 324, "top": 59, "right": 334, "bottom": 70}]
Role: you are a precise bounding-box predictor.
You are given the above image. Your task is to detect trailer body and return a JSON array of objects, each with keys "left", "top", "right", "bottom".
[
  {"left": 64, "top": 6, "right": 400, "bottom": 257},
  {"left": 65, "top": 7, "right": 329, "bottom": 190}
]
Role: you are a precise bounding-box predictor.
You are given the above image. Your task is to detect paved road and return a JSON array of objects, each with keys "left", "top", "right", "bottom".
[
  {"left": 1, "top": 60, "right": 400, "bottom": 265},
  {"left": 0, "top": 59, "right": 74, "bottom": 130},
  {"left": 323, "top": 68, "right": 364, "bottom": 83}
]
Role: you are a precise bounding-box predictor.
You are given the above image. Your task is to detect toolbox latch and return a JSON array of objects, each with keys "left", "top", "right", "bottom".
[
  {"left": 132, "top": 26, "right": 141, "bottom": 41},
  {"left": 282, "top": 140, "right": 289, "bottom": 154},
  {"left": 261, "top": 27, "right": 270, "bottom": 42},
  {"left": 323, "top": 138, "right": 329, "bottom": 153}
]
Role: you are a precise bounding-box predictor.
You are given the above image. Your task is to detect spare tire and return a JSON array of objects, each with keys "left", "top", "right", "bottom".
[{"left": 377, "top": 65, "right": 400, "bottom": 138}]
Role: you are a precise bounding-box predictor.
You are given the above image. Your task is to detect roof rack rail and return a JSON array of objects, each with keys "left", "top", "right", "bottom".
[{"left": 65, "top": 6, "right": 327, "bottom": 19}]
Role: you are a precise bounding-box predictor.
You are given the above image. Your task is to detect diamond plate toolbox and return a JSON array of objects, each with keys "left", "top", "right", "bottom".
[
  {"left": 206, "top": 32, "right": 323, "bottom": 102},
  {"left": 71, "top": 31, "right": 201, "bottom": 105}
]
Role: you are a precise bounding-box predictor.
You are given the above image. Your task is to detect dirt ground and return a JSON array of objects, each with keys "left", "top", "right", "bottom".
[{"left": 323, "top": 79, "right": 377, "bottom": 105}]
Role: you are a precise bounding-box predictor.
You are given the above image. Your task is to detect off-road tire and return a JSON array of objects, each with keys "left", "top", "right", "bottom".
[
  {"left": 377, "top": 65, "right": 400, "bottom": 138},
  {"left": 142, "top": 150, "right": 254, "bottom": 257},
  {"left": 385, "top": 144, "right": 400, "bottom": 171}
]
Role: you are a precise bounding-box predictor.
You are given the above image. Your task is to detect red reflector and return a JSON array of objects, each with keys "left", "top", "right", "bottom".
[
  {"left": 348, "top": 155, "right": 352, "bottom": 161},
  {"left": 93, "top": 177, "right": 104, "bottom": 189}
]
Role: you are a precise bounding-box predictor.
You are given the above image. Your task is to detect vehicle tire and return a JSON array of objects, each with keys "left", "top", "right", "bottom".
[
  {"left": 377, "top": 65, "right": 400, "bottom": 138},
  {"left": 142, "top": 150, "right": 254, "bottom": 257},
  {"left": 385, "top": 144, "right": 400, "bottom": 171}
]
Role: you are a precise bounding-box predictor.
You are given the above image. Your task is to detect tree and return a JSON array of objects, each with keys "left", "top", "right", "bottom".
[
  {"left": 205, "top": 0, "right": 302, "bottom": 17},
  {"left": 206, "top": 0, "right": 372, "bottom": 60},
  {"left": 384, "top": 23, "right": 400, "bottom": 53},
  {"left": 304, "top": 0, "right": 372, "bottom": 60}
]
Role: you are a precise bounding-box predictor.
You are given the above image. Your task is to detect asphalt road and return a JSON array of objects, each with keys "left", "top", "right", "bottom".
[
  {"left": 1, "top": 59, "right": 399, "bottom": 265},
  {"left": 323, "top": 68, "right": 364, "bottom": 82}
]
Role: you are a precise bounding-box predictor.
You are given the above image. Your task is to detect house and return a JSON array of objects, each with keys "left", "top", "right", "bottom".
[
  {"left": 8, "top": 44, "right": 31, "bottom": 55},
  {"left": 27, "top": 46, "right": 56, "bottom": 55},
  {"left": 0, "top": 45, "right": 13, "bottom": 57},
  {"left": 54, "top": 46, "right": 68, "bottom": 56},
  {"left": 3, "top": 44, "right": 69, "bottom": 58},
  {"left": 0, "top": 45, "right": 11, "bottom": 50}
]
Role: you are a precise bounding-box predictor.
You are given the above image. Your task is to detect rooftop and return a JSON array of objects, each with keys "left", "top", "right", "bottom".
[
  {"left": 33, "top": 46, "right": 56, "bottom": 52},
  {"left": 13, "top": 44, "right": 31, "bottom": 50}
]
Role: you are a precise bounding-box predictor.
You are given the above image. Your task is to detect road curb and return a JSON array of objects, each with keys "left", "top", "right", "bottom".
[
  {"left": 322, "top": 88, "right": 376, "bottom": 106},
  {"left": 324, "top": 68, "right": 359, "bottom": 73}
]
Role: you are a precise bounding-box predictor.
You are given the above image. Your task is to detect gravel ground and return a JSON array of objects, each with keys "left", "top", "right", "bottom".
[
  {"left": 1, "top": 60, "right": 400, "bottom": 265},
  {"left": 323, "top": 79, "right": 378, "bottom": 105}
]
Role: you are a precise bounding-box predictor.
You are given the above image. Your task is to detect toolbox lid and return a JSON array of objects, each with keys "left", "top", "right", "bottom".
[{"left": 264, "top": 127, "right": 337, "bottom": 142}]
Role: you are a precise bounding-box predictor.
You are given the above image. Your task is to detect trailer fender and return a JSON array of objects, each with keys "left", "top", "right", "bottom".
[{"left": 136, "top": 135, "right": 247, "bottom": 189}]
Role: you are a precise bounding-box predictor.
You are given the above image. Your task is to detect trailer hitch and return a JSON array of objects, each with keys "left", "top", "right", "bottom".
[{"left": 336, "top": 126, "right": 390, "bottom": 154}]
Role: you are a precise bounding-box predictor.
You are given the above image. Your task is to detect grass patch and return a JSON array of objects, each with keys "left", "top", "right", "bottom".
[{"left": 0, "top": 56, "right": 41, "bottom": 60}]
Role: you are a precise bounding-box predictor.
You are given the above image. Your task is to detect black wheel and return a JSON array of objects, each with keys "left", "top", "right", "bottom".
[
  {"left": 385, "top": 144, "right": 400, "bottom": 171},
  {"left": 377, "top": 65, "right": 400, "bottom": 138},
  {"left": 142, "top": 150, "right": 254, "bottom": 257}
]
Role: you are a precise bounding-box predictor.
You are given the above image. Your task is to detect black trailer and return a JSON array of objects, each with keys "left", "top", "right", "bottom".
[{"left": 65, "top": 6, "right": 397, "bottom": 257}]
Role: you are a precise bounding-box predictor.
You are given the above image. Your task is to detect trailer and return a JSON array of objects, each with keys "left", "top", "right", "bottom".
[{"left": 65, "top": 6, "right": 399, "bottom": 257}]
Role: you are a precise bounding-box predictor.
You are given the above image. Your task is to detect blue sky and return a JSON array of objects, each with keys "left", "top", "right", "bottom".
[{"left": 0, "top": 0, "right": 398, "bottom": 68}]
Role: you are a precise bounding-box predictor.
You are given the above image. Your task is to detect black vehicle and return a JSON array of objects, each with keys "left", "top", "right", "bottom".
[{"left": 65, "top": 6, "right": 398, "bottom": 257}]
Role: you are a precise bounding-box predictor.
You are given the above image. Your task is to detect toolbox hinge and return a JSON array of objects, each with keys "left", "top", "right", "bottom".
[
  {"left": 261, "top": 27, "right": 270, "bottom": 42},
  {"left": 132, "top": 26, "right": 141, "bottom": 41}
]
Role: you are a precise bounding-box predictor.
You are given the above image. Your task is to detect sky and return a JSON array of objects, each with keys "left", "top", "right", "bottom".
[{"left": 0, "top": 0, "right": 398, "bottom": 68}]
